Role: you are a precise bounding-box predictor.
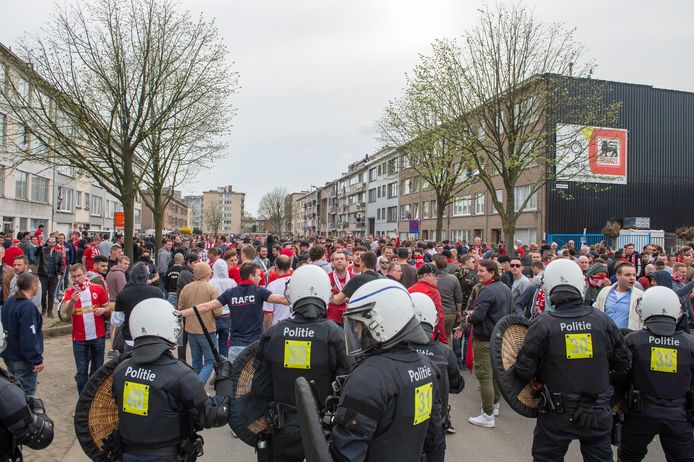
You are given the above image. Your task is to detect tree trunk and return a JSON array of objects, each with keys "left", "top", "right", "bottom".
[
  {"left": 153, "top": 202, "right": 164, "bottom": 257},
  {"left": 122, "top": 195, "right": 136, "bottom": 260},
  {"left": 435, "top": 195, "right": 446, "bottom": 242},
  {"left": 502, "top": 189, "right": 517, "bottom": 245}
]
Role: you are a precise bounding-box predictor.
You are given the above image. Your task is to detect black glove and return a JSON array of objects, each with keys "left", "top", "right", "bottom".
[{"left": 571, "top": 393, "right": 599, "bottom": 429}]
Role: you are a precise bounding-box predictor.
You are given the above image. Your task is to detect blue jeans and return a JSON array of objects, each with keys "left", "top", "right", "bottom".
[
  {"left": 73, "top": 337, "right": 106, "bottom": 394},
  {"left": 215, "top": 317, "right": 230, "bottom": 358},
  {"left": 159, "top": 273, "right": 167, "bottom": 297},
  {"left": 4, "top": 359, "right": 37, "bottom": 396},
  {"left": 188, "top": 333, "right": 216, "bottom": 385},
  {"left": 166, "top": 293, "right": 178, "bottom": 308},
  {"left": 228, "top": 345, "right": 246, "bottom": 363}
]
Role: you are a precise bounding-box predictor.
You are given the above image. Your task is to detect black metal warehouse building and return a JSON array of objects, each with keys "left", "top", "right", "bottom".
[{"left": 546, "top": 79, "right": 694, "bottom": 234}]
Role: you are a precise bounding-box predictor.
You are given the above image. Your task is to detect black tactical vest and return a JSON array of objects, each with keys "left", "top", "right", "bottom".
[
  {"left": 267, "top": 319, "right": 335, "bottom": 405},
  {"left": 112, "top": 356, "right": 195, "bottom": 448},
  {"left": 358, "top": 348, "right": 437, "bottom": 461},
  {"left": 540, "top": 310, "right": 610, "bottom": 395},
  {"left": 628, "top": 330, "right": 694, "bottom": 405}
]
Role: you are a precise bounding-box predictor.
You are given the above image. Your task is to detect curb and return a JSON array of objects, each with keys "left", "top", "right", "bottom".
[{"left": 44, "top": 323, "right": 72, "bottom": 337}]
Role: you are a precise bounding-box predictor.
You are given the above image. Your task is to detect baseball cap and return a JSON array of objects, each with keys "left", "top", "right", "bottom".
[
  {"left": 12, "top": 239, "right": 20, "bottom": 244},
  {"left": 417, "top": 263, "right": 439, "bottom": 276},
  {"left": 280, "top": 248, "right": 294, "bottom": 257}
]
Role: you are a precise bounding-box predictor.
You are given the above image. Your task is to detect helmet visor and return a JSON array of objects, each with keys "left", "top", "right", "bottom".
[{"left": 343, "top": 314, "right": 379, "bottom": 356}]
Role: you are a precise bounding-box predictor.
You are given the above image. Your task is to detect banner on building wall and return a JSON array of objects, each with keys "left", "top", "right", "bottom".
[
  {"left": 408, "top": 220, "right": 420, "bottom": 233},
  {"left": 555, "top": 124, "right": 628, "bottom": 184}
]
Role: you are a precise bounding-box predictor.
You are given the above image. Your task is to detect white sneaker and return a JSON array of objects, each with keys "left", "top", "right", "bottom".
[
  {"left": 493, "top": 402, "right": 500, "bottom": 417},
  {"left": 468, "top": 412, "right": 495, "bottom": 428}
]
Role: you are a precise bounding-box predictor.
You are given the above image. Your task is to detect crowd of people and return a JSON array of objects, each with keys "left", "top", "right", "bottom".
[{"left": 3, "top": 227, "right": 694, "bottom": 461}]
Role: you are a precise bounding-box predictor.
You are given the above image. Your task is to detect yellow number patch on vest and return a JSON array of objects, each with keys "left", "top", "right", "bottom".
[
  {"left": 123, "top": 381, "right": 150, "bottom": 416},
  {"left": 650, "top": 347, "right": 677, "bottom": 373},
  {"left": 284, "top": 340, "right": 312, "bottom": 369},
  {"left": 413, "top": 382, "right": 433, "bottom": 426},
  {"left": 565, "top": 333, "right": 593, "bottom": 359}
]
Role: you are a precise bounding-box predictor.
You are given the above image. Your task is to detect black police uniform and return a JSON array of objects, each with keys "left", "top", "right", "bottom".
[
  {"left": 330, "top": 345, "right": 445, "bottom": 462},
  {"left": 514, "top": 298, "right": 630, "bottom": 462},
  {"left": 112, "top": 338, "right": 229, "bottom": 462},
  {"left": 0, "top": 368, "right": 54, "bottom": 462},
  {"left": 619, "top": 328, "right": 694, "bottom": 461},
  {"left": 254, "top": 313, "right": 351, "bottom": 462}
]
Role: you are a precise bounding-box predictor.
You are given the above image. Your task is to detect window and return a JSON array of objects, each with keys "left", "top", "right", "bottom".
[
  {"left": 381, "top": 208, "right": 386, "bottom": 220},
  {"left": 106, "top": 199, "right": 114, "bottom": 218},
  {"left": 57, "top": 186, "right": 74, "bottom": 212},
  {"left": 377, "top": 208, "right": 382, "bottom": 220},
  {"left": 450, "top": 229, "right": 471, "bottom": 242},
  {"left": 0, "top": 113, "right": 5, "bottom": 146},
  {"left": 84, "top": 193, "right": 90, "bottom": 210},
  {"left": 134, "top": 208, "right": 141, "bottom": 224},
  {"left": 514, "top": 185, "right": 537, "bottom": 212},
  {"left": 0, "top": 166, "right": 4, "bottom": 196},
  {"left": 369, "top": 167, "right": 377, "bottom": 182},
  {"left": 387, "top": 182, "right": 398, "bottom": 199},
  {"left": 491, "top": 189, "right": 503, "bottom": 214},
  {"left": 76, "top": 191, "right": 82, "bottom": 208},
  {"left": 91, "top": 195, "right": 103, "bottom": 216},
  {"left": 31, "top": 175, "right": 49, "bottom": 202},
  {"left": 15, "top": 171, "right": 28, "bottom": 199},
  {"left": 387, "top": 206, "right": 397, "bottom": 223},
  {"left": 475, "top": 193, "right": 485, "bottom": 215},
  {"left": 57, "top": 165, "right": 74, "bottom": 177},
  {"left": 423, "top": 201, "right": 430, "bottom": 219},
  {"left": 18, "top": 78, "right": 29, "bottom": 103},
  {"left": 401, "top": 155, "right": 410, "bottom": 169},
  {"left": 387, "top": 158, "right": 397, "bottom": 175},
  {"left": 422, "top": 180, "right": 430, "bottom": 190},
  {"left": 0, "top": 65, "right": 6, "bottom": 92},
  {"left": 401, "top": 177, "right": 418, "bottom": 195},
  {"left": 412, "top": 203, "right": 419, "bottom": 219},
  {"left": 400, "top": 204, "right": 412, "bottom": 220},
  {"left": 17, "top": 123, "right": 28, "bottom": 150},
  {"left": 368, "top": 188, "right": 376, "bottom": 203},
  {"left": 515, "top": 228, "right": 537, "bottom": 245},
  {"left": 452, "top": 196, "right": 472, "bottom": 216}
]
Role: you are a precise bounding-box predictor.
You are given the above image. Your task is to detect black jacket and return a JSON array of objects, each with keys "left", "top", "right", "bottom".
[
  {"left": 469, "top": 280, "right": 512, "bottom": 341},
  {"left": 37, "top": 247, "right": 64, "bottom": 278}
]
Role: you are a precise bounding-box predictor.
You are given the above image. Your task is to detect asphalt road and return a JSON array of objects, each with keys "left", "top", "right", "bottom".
[{"left": 21, "top": 333, "right": 669, "bottom": 462}]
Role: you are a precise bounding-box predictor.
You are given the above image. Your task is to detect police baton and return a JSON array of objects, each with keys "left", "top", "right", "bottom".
[
  {"left": 191, "top": 305, "right": 234, "bottom": 398},
  {"left": 192, "top": 305, "right": 222, "bottom": 361}
]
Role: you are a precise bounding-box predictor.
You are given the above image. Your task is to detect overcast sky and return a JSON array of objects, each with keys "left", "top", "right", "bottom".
[{"left": 1, "top": 0, "right": 692, "bottom": 215}]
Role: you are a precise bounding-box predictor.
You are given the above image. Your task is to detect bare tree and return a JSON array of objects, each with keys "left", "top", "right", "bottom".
[
  {"left": 379, "top": 75, "right": 477, "bottom": 240},
  {"left": 0, "top": 0, "right": 237, "bottom": 258},
  {"left": 403, "top": 4, "right": 620, "bottom": 242},
  {"left": 205, "top": 201, "right": 225, "bottom": 237},
  {"left": 258, "top": 187, "right": 291, "bottom": 234}
]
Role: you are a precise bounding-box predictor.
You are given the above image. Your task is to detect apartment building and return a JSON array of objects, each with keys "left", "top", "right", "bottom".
[
  {"left": 141, "top": 190, "right": 191, "bottom": 232},
  {"left": 202, "top": 185, "right": 245, "bottom": 235},
  {"left": 183, "top": 195, "right": 203, "bottom": 231},
  {"left": 365, "top": 147, "right": 399, "bottom": 237}
]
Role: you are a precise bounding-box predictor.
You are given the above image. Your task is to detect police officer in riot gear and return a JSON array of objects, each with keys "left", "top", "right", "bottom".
[
  {"left": 619, "top": 286, "right": 694, "bottom": 461},
  {"left": 410, "top": 292, "right": 464, "bottom": 436},
  {"left": 112, "top": 298, "right": 230, "bottom": 462},
  {"left": 0, "top": 367, "right": 54, "bottom": 462},
  {"left": 514, "top": 259, "right": 631, "bottom": 462},
  {"left": 330, "top": 279, "right": 445, "bottom": 462},
  {"left": 253, "top": 264, "right": 351, "bottom": 462}
]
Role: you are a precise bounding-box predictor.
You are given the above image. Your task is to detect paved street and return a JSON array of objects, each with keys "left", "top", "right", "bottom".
[{"left": 22, "top": 332, "right": 668, "bottom": 462}]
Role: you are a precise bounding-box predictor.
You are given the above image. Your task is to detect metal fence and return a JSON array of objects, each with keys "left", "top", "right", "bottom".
[
  {"left": 546, "top": 234, "right": 605, "bottom": 248},
  {"left": 547, "top": 233, "right": 666, "bottom": 251}
]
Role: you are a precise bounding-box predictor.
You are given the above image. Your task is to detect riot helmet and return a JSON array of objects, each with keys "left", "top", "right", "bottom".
[
  {"left": 343, "top": 279, "right": 428, "bottom": 356},
  {"left": 285, "top": 264, "right": 332, "bottom": 317},
  {"left": 129, "top": 298, "right": 181, "bottom": 344},
  {"left": 411, "top": 292, "right": 438, "bottom": 330},
  {"left": 541, "top": 259, "right": 586, "bottom": 305},
  {"left": 636, "top": 286, "right": 682, "bottom": 336}
]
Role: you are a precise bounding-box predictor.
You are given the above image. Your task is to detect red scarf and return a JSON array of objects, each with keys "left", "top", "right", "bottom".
[
  {"left": 533, "top": 288, "right": 546, "bottom": 316},
  {"left": 414, "top": 255, "right": 425, "bottom": 269},
  {"left": 673, "top": 274, "right": 686, "bottom": 283},
  {"left": 588, "top": 274, "right": 607, "bottom": 288}
]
